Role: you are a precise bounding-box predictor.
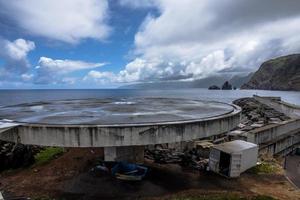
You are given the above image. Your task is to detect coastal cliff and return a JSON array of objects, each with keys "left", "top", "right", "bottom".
[{"left": 241, "top": 54, "right": 300, "bottom": 91}]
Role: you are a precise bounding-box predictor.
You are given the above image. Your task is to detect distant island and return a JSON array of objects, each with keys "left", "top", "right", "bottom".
[
  {"left": 208, "top": 81, "right": 237, "bottom": 90},
  {"left": 241, "top": 54, "right": 300, "bottom": 91}
]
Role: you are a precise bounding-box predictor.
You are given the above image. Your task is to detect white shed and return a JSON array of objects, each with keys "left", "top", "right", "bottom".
[{"left": 209, "top": 140, "right": 258, "bottom": 178}]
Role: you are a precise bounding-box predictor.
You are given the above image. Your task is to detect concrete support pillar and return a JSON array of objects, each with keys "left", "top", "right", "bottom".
[{"left": 104, "top": 146, "right": 145, "bottom": 163}]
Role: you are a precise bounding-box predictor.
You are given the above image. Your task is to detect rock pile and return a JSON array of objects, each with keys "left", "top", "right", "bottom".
[
  {"left": 234, "top": 98, "right": 289, "bottom": 121},
  {"left": 0, "top": 141, "right": 40, "bottom": 171},
  {"left": 145, "top": 147, "right": 209, "bottom": 170},
  {"left": 232, "top": 98, "right": 290, "bottom": 133}
]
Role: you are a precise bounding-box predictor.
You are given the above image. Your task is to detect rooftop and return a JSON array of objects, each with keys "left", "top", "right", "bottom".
[{"left": 213, "top": 140, "right": 258, "bottom": 154}]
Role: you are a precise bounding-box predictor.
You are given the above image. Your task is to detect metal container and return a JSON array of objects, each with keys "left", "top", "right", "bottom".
[{"left": 209, "top": 140, "right": 258, "bottom": 178}]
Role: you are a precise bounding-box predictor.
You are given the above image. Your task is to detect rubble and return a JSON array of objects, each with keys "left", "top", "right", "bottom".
[
  {"left": 233, "top": 98, "right": 290, "bottom": 130},
  {"left": 0, "top": 140, "right": 41, "bottom": 171},
  {"left": 144, "top": 148, "right": 183, "bottom": 164},
  {"left": 145, "top": 141, "right": 213, "bottom": 171},
  {"left": 234, "top": 98, "right": 290, "bottom": 123}
]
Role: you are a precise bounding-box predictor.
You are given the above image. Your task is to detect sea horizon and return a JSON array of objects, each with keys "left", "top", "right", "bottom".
[{"left": 0, "top": 88, "right": 299, "bottom": 107}]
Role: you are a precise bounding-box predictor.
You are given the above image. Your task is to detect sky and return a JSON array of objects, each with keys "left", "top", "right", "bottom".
[{"left": 0, "top": 0, "right": 300, "bottom": 89}]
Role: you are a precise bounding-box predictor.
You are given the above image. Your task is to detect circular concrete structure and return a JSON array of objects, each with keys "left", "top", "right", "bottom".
[
  {"left": 0, "top": 98, "right": 241, "bottom": 148},
  {"left": 0, "top": 98, "right": 234, "bottom": 125}
]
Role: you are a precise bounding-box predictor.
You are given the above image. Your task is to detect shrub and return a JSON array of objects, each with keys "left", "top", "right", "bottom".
[{"left": 34, "top": 147, "right": 64, "bottom": 165}]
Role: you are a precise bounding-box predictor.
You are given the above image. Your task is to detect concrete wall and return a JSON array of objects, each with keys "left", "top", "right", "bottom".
[
  {"left": 0, "top": 106, "right": 241, "bottom": 147},
  {"left": 254, "top": 95, "right": 300, "bottom": 119},
  {"left": 247, "top": 96, "right": 300, "bottom": 157},
  {"left": 247, "top": 119, "right": 300, "bottom": 145},
  {"left": 259, "top": 132, "right": 300, "bottom": 156},
  {"left": 104, "top": 146, "right": 145, "bottom": 163}
]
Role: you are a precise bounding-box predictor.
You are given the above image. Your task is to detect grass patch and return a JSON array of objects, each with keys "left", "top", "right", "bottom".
[
  {"left": 34, "top": 147, "right": 64, "bottom": 165},
  {"left": 248, "top": 162, "right": 278, "bottom": 174},
  {"left": 252, "top": 196, "right": 276, "bottom": 200},
  {"left": 173, "top": 194, "right": 276, "bottom": 200}
]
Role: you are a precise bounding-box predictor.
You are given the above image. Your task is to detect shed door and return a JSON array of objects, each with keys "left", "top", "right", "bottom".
[
  {"left": 209, "top": 149, "right": 220, "bottom": 172},
  {"left": 230, "top": 153, "right": 242, "bottom": 177},
  {"left": 219, "top": 151, "right": 231, "bottom": 177}
]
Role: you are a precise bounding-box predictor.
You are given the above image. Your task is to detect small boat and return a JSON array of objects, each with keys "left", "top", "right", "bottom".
[{"left": 111, "top": 162, "right": 148, "bottom": 181}]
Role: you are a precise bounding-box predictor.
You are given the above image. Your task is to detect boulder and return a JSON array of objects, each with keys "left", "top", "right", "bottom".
[
  {"left": 208, "top": 85, "right": 220, "bottom": 90},
  {"left": 221, "top": 81, "right": 232, "bottom": 90},
  {"left": 0, "top": 141, "right": 40, "bottom": 171}
]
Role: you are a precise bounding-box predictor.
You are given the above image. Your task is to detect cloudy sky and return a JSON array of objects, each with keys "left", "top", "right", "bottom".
[{"left": 0, "top": 0, "right": 300, "bottom": 89}]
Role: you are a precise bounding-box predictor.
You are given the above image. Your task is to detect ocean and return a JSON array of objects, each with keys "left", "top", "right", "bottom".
[{"left": 0, "top": 89, "right": 299, "bottom": 107}]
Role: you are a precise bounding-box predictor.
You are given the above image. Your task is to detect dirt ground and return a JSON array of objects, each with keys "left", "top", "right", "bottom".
[
  {"left": 0, "top": 148, "right": 103, "bottom": 198},
  {"left": 285, "top": 155, "right": 300, "bottom": 188},
  {"left": 0, "top": 149, "right": 299, "bottom": 200}
]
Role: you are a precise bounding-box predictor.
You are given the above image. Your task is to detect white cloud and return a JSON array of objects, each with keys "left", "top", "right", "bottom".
[
  {"left": 4, "top": 39, "right": 35, "bottom": 60},
  {"left": 85, "top": 70, "right": 115, "bottom": 79},
  {"left": 35, "top": 57, "right": 107, "bottom": 84},
  {"left": 36, "top": 57, "right": 106, "bottom": 74},
  {"left": 84, "top": 70, "right": 117, "bottom": 84},
  {"left": 0, "top": 38, "right": 35, "bottom": 78},
  {"left": 21, "top": 73, "right": 34, "bottom": 82},
  {"left": 94, "top": 0, "right": 300, "bottom": 85},
  {"left": 118, "top": 0, "right": 157, "bottom": 9},
  {"left": 61, "top": 77, "right": 77, "bottom": 85},
  {"left": 0, "top": 0, "right": 111, "bottom": 43}
]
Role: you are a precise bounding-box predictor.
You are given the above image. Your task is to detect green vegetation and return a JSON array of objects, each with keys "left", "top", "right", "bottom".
[
  {"left": 173, "top": 194, "right": 276, "bottom": 200},
  {"left": 34, "top": 147, "right": 64, "bottom": 165},
  {"left": 248, "top": 162, "right": 278, "bottom": 174},
  {"left": 252, "top": 196, "right": 276, "bottom": 200}
]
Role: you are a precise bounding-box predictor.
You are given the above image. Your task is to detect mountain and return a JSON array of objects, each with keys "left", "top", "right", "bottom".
[
  {"left": 120, "top": 73, "right": 252, "bottom": 89},
  {"left": 241, "top": 54, "right": 300, "bottom": 91},
  {"left": 119, "top": 76, "right": 228, "bottom": 89},
  {"left": 229, "top": 72, "right": 254, "bottom": 88}
]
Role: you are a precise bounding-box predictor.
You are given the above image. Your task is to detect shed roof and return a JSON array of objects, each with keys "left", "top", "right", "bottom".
[{"left": 213, "top": 140, "right": 257, "bottom": 154}]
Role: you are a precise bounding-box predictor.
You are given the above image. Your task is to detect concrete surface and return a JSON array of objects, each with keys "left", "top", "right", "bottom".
[
  {"left": 0, "top": 98, "right": 234, "bottom": 125},
  {"left": 104, "top": 146, "right": 144, "bottom": 163},
  {"left": 0, "top": 98, "right": 241, "bottom": 147}
]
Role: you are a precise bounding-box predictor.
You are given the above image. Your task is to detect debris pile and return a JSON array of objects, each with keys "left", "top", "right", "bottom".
[
  {"left": 0, "top": 141, "right": 40, "bottom": 171},
  {"left": 145, "top": 148, "right": 183, "bottom": 164},
  {"left": 145, "top": 145, "right": 210, "bottom": 171},
  {"left": 233, "top": 98, "right": 290, "bottom": 131},
  {"left": 181, "top": 149, "right": 209, "bottom": 170}
]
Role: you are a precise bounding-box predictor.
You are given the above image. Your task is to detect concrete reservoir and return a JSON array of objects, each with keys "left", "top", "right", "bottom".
[{"left": 0, "top": 98, "right": 241, "bottom": 162}]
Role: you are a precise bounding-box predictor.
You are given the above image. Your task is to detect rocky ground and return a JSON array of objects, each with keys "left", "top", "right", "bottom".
[{"left": 0, "top": 148, "right": 103, "bottom": 199}]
